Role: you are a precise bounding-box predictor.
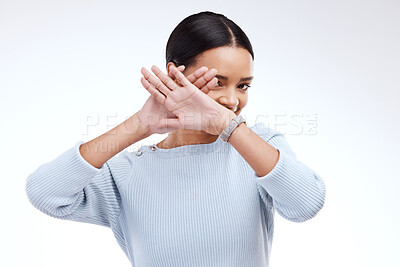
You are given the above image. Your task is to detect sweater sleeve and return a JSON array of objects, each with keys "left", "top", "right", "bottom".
[
  {"left": 251, "top": 123, "right": 326, "bottom": 223},
  {"left": 25, "top": 140, "right": 133, "bottom": 228}
]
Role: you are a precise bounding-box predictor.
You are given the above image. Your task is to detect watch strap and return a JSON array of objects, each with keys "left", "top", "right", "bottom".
[{"left": 219, "top": 114, "right": 246, "bottom": 142}]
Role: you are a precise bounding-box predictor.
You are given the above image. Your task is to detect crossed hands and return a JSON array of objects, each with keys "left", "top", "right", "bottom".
[{"left": 136, "top": 64, "right": 236, "bottom": 136}]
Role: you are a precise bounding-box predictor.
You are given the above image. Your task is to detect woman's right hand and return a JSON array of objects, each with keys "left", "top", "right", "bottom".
[{"left": 136, "top": 65, "right": 218, "bottom": 135}]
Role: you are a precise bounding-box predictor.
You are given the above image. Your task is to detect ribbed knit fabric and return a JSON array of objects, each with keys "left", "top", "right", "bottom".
[{"left": 25, "top": 121, "right": 326, "bottom": 267}]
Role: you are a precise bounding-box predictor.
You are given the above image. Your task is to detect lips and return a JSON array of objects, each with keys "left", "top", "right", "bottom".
[{"left": 223, "top": 106, "right": 238, "bottom": 112}]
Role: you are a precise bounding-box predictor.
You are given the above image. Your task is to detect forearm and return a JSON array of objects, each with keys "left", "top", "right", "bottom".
[
  {"left": 227, "top": 119, "right": 279, "bottom": 177},
  {"left": 79, "top": 111, "right": 151, "bottom": 168},
  {"left": 226, "top": 119, "right": 326, "bottom": 222}
]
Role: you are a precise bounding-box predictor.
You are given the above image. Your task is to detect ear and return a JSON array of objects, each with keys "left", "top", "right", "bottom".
[{"left": 167, "top": 62, "right": 177, "bottom": 77}]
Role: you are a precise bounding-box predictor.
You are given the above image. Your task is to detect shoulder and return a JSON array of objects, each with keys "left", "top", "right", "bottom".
[{"left": 105, "top": 150, "right": 135, "bottom": 187}]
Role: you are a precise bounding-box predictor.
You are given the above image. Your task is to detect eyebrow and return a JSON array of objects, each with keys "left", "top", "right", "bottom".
[{"left": 215, "top": 74, "right": 254, "bottom": 82}]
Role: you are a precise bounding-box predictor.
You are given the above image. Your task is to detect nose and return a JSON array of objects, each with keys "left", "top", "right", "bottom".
[{"left": 218, "top": 86, "right": 239, "bottom": 111}]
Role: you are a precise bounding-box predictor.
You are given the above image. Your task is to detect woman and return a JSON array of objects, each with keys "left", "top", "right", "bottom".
[{"left": 26, "top": 11, "right": 326, "bottom": 267}]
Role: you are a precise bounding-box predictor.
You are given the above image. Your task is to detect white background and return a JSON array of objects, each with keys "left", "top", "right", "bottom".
[{"left": 1, "top": 0, "right": 399, "bottom": 266}]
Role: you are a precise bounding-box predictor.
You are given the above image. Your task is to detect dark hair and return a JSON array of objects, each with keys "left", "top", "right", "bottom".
[{"left": 165, "top": 11, "right": 254, "bottom": 70}]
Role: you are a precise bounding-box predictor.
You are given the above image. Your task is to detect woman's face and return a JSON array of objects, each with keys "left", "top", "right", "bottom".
[{"left": 168, "top": 46, "right": 253, "bottom": 115}]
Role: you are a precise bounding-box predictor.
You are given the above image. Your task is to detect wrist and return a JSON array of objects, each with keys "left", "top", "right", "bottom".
[
  {"left": 218, "top": 110, "right": 237, "bottom": 135},
  {"left": 130, "top": 112, "right": 152, "bottom": 138},
  {"left": 219, "top": 112, "right": 247, "bottom": 142}
]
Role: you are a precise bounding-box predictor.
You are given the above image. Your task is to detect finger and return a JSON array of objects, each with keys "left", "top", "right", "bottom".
[
  {"left": 203, "top": 68, "right": 218, "bottom": 82},
  {"left": 141, "top": 67, "right": 172, "bottom": 97},
  {"left": 151, "top": 65, "right": 180, "bottom": 91},
  {"left": 194, "top": 68, "right": 217, "bottom": 90},
  {"left": 140, "top": 77, "right": 166, "bottom": 105},
  {"left": 186, "top": 66, "right": 208, "bottom": 84},
  {"left": 201, "top": 77, "right": 218, "bottom": 95},
  {"left": 169, "top": 65, "right": 185, "bottom": 79},
  {"left": 169, "top": 65, "right": 191, "bottom": 87}
]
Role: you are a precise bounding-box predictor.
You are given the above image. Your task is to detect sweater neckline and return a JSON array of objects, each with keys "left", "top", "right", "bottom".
[
  {"left": 137, "top": 132, "right": 230, "bottom": 158},
  {"left": 135, "top": 122, "right": 265, "bottom": 159}
]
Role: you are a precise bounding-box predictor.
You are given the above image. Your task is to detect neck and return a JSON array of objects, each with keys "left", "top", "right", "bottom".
[{"left": 156, "top": 129, "right": 219, "bottom": 149}]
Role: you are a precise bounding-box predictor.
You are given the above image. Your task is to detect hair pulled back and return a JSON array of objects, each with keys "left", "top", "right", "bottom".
[{"left": 165, "top": 11, "right": 254, "bottom": 70}]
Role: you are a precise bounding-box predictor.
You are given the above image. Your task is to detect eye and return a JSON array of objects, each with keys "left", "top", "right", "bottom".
[
  {"left": 238, "top": 83, "right": 251, "bottom": 91},
  {"left": 215, "top": 80, "right": 223, "bottom": 87}
]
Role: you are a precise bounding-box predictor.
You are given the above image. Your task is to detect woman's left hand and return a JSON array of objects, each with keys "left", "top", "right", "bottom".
[{"left": 140, "top": 64, "right": 236, "bottom": 135}]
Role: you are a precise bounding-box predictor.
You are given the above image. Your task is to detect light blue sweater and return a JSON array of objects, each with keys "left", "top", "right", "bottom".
[{"left": 25, "top": 121, "right": 326, "bottom": 267}]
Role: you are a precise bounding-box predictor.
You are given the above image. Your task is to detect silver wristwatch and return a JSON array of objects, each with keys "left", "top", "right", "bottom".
[{"left": 219, "top": 114, "right": 246, "bottom": 143}]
